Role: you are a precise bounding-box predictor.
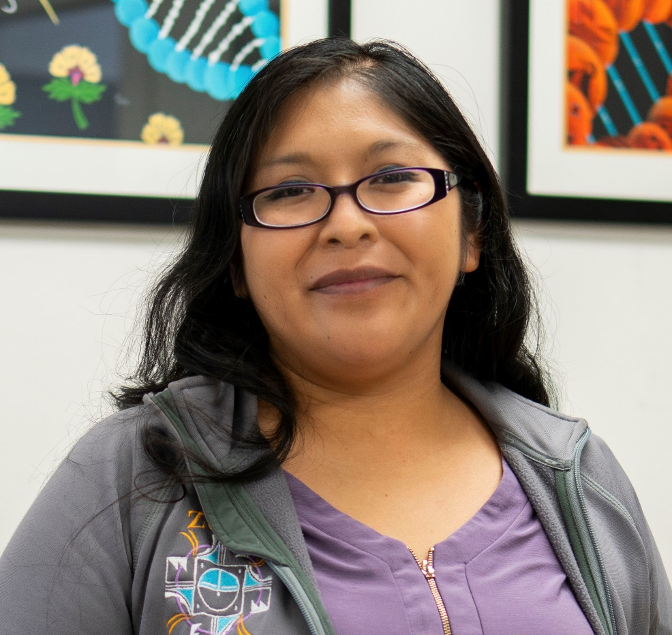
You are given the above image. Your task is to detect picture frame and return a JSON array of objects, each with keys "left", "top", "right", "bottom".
[
  {"left": 501, "top": 0, "right": 672, "bottom": 224},
  {"left": 0, "top": 0, "right": 347, "bottom": 223}
]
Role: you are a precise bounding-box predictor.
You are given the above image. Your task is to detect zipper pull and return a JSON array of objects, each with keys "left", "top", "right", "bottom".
[
  {"left": 420, "top": 558, "right": 435, "bottom": 579},
  {"left": 411, "top": 546, "right": 437, "bottom": 579}
]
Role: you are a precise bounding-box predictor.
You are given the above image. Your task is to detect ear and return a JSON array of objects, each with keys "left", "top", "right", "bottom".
[
  {"left": 230, "top": 262, "right": 249, "bottom": 299},
  {"left": 462, "top": 231, "right": 481, "bottom": 273}
]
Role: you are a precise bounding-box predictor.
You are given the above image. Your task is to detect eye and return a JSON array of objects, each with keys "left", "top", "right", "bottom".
[
  {"left": 368, "top": 169, "right": 421, "bottom": 185},
  {"left": 262, "top": 184, "right": 316, "bottom": 201}
]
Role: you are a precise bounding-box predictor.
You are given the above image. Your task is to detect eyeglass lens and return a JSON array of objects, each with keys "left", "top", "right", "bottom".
[{"left": 253, "top": 169, "right": 436, "bottom": 227}]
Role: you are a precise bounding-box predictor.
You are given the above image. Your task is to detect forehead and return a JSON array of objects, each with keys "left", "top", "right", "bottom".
[{"left": 252, "top": 78, "right": 441, "bottom": 173}]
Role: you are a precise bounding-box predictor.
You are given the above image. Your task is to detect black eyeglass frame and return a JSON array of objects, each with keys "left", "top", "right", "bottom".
[{"left": 238, "top": 167, "right": 462, "bottom": 229}]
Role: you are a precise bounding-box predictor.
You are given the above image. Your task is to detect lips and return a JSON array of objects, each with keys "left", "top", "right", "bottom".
[{"left": 310, "top": 266, "right": 399, "bottom": 294}]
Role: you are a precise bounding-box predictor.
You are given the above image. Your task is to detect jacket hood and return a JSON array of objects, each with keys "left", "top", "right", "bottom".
[{"left": 158, "top": 375, "right": 264, "bottom": 472}]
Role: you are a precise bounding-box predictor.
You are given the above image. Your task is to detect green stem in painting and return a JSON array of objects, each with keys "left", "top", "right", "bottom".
[{"left": 71, "top": 98, "right": 88, "bottom": 130}]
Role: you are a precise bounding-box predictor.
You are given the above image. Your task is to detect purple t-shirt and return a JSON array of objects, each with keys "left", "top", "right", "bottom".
[{"left": 285, "top": 459, "right": 594, "bottom": 634}]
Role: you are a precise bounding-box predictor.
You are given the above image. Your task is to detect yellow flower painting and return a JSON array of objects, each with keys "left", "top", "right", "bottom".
[
  {"left": 43, "top": 45, "right": 106, "bottom": 131},
  {"left": 0, "top": 63, "right": 20, "bottom": 130},
  {"left": 0, "top": 64, "right": 17, "bottom": 105},
  {"left": 48, "top": 45, "right": 102, "bottom": 85},
  {"left": 141, "top": 113, "right": 184, "bottom": 145}
]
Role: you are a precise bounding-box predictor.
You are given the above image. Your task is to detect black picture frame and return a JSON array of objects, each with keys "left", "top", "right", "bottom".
[
  {"left": 500, "top": 0, "right": 672, "bottom": 225},
  {"left": 0, "top": 0, "right": 351, "bottom": 224}
]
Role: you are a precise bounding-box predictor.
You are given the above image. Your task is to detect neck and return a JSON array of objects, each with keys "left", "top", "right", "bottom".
[
  {"left": 298, "top": 368, "right": 450, "bottom": 439},
  {"left": 257, "top": 352, "right": 475, "bottom": 471}
]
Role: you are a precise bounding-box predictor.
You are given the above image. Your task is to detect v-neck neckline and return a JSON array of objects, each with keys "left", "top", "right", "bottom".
[{"left": 284, "top": 457, "right": 526, "bottom": 565}]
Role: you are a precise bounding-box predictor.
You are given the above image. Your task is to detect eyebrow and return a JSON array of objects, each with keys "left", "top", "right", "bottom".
[
  {"left": 258, "top": 139, "right": 421, "bottom": 170},
  {"left": 258, "top": 152, "right": 313, "bottom": 169},
  {"left": 365, "top": 139, "right": 419, "bottom": 155}
]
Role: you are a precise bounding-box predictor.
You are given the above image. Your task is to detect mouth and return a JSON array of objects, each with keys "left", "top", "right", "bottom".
[{"left": 310, "top": 266, "right": 399, "bottom": 295}]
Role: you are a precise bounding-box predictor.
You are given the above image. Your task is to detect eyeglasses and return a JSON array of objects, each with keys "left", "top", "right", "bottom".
[{"left": 239, "top": 167, "right": 461, "bottom": 229}]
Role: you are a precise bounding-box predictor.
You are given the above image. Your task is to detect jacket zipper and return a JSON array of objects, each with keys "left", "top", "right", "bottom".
[
  {"left": 572, "top": 431, "right": 616, "bottom": 635},
  {"left": 267, "top": 561, "right": 327, "bottom": 635},
  {"left": 409, "top": 546, "right": 452, "bottom": 635},
  {"left": 502, "top": 427, "right": 616, "bottom": 635}
]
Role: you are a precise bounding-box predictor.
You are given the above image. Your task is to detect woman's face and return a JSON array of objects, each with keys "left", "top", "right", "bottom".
[{"left": 239, "top": 78, "right": 480, "bottom": 390}]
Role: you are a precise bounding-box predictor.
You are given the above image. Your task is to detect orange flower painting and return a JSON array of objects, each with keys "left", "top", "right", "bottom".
[{"left": 565, "top": 0, "right": 672, "bottom": 152}]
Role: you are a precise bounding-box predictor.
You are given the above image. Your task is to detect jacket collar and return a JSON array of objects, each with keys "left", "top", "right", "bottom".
[
  {"left": 163, "top": 375, "right": 264, "bottom": 469},
  {"left": 160, "top": 366, "right": 588, "bottom": 472},
  {"left": 441, "top": 362, "right": 587, "bottom": 467}
]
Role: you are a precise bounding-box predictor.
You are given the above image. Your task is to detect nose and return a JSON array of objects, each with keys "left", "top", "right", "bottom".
[{"left": 317, "top": 189, "right": 379, "bottom": 248}]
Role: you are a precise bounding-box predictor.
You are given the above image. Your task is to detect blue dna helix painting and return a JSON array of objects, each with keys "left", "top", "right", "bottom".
[
  {"left": 598, "top": 24, "right": 672, "bottom": 136},
  {"left": 112, "top": 0, "right": 281, "bottom": 100}
]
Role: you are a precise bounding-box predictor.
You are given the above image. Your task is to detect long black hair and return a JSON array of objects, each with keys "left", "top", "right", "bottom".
[{"left": 116, "top": 37, "right": 551, "bottom": 482}]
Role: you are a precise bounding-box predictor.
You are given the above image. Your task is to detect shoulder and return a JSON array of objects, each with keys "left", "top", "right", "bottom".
[
  {"left": 444, "top": 363, "right": 656, "bottom": 534},
  {"left": 579, "top": 432, "right": 647, "bottom": 530},
  {"left": 2, "top": 397, "right": 183, "bottom": 563},
  {"left": 4, "top": 401, "right": 174, "bottom": 545},
  {"left": 443, "top": 363, "right": 588, "bottom": 463},
  {"left": 580, "top": 431, "right": 672, "bottom": 630},
  {"left": 451, "top": 366, "right": 648, "bottom": 514},
  {"left": 69, "top": 402, "right": 150, "bottom": 459},
  {"left": 64, "top": 400, "right": 171, "bottom": 485},
  {"left": 0, "top": 397, "right": 207, "bottom": 632}
]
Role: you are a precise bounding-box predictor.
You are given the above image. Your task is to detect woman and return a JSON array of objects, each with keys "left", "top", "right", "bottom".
[{"left": 0, "top": 38, "right": 669, "bottom": 634}]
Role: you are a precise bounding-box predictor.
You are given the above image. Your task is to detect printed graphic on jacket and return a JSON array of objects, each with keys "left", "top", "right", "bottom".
[{"left": 165, "top": 510, "right": 273, "bottom": 634}]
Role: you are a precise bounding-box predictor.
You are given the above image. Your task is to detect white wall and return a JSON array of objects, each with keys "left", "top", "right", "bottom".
[
  {"left": 354, "top": 0, "right": 502, "bottom": 167},
  {"left": 0, "top": 221, "right": 181, "bottom": 549},
  {"left": 2, "top": 0, "right": 671, "bottom": 578}
]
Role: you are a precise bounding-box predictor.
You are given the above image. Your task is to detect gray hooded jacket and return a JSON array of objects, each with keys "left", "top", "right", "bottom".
[{"left": 0, "top": 367, "right": 670, "bottom": 634}]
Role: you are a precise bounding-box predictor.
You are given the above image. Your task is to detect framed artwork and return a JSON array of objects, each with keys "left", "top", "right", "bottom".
[
  {"left": 0, "top": 0, "right": 338, "bottom": 222},
  {"left": 501, "top": 0, "right": 672, "bottom": 223}
]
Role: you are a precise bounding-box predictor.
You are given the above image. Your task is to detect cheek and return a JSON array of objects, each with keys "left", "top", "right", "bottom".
[
  {"left": 396, "top": 216, "right": 464, "bottom": 295},
  {"left": 239, "top": 228, "right": 312, "bottom": 328},
  {"left": 240, "top": 231, "right": 280, "bottom": 316}
]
